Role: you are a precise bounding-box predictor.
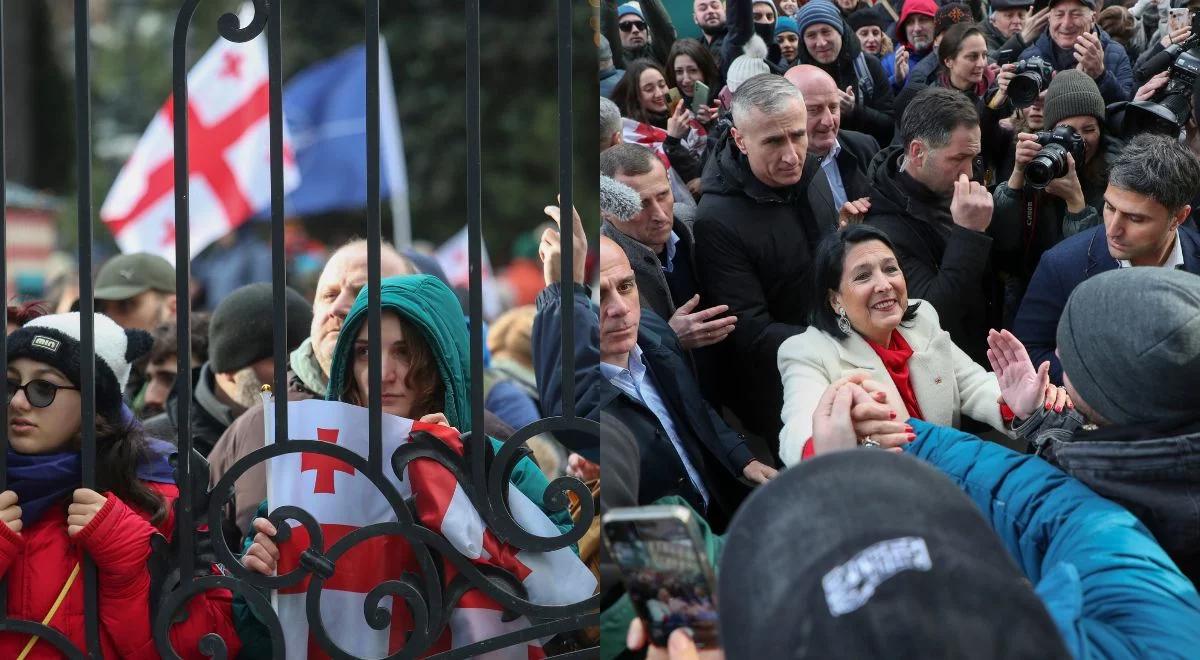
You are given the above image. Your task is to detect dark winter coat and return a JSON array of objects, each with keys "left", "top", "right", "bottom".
[
  {"left": 863, "top": 146, "right": 1005, "bottom": 365},
  {"left": 893, "top": 69, "right": 1015, "bottom": 177},
  {"left": 692, "top": 131, "right": 823, "bottom": 446},
  {"left": 1012, "top": 224, "right": 1200, "bottom": 383},
  {"left": 603, "top": 0, "right": 676, "bottom": 68},
  {"left": 795, "top": 26, "right": 897, "bottom": 145},
  {"left": 1019, "top": 29, "right": 1134, "bottom": 104},
  {"left": 142, "top": 362, "right": 240, "bottom": 457},
  {"left": 533, "top": 283, "right": 755, "bottom": 532},
  {"left": 809, "top": 129, "right": 879, "bottom": 233},
  {"left": 720, "top": 0, "right": 788, "bottom": 84}
]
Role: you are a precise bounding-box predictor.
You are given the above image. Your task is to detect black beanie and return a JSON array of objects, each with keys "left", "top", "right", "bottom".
[
  {"left": 208, "top": 283, "right": 313, "bottom": 374},
  {"left": 7, "top": 312, "right": 152, "bottom": 420},
  {"left": 848, "top": 6, "right": 887, "bottom": 32},
  {"left": 718, "top": 451, "right": 1070, "bottom": 660}
]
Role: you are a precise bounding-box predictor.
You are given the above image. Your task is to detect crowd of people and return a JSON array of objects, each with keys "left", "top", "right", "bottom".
[
  {"left": 601, "top": 0, "right": 1200, "bottom": 657},
  {"left": 2, "top": 213, "right": 600, "bottom": 655}
]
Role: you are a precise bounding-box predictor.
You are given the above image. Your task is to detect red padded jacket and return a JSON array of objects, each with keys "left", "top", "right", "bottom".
[{"left": 0, "top": 482, "right": 241, "bottom": 659}]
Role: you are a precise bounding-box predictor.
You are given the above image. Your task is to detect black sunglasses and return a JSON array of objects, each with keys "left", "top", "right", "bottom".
[
  {"left": 6, "top": 378, "right": 80, "bottom": 408},
  {"left": 619, "top": 20, "right": 647, "bottom": 32}
]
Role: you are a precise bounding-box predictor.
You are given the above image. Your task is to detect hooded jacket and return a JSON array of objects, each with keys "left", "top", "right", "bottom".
[
  {"left": 0, "top": 480, "right": 240, "bottom": 658},
  {"left": 326, "top": 274, "right": 574, "bottom": 534},
  {"left": 1019, "top": 28, "right": 1134, "bottom": 104},
  {"left": 142, "top": 362, "right": 241, "bottom": 457},
  {"left": 862, "top": 146, "right": 1003, "bottom": 365},
  {"left": 895, "top": 0, "right": 937, "bottom": 65},
  {"left": 693, "top": 130, "right": 823, "bottom": 446},
  {"left": 795, "top": 23, "right": 896, "bottom": 145}
]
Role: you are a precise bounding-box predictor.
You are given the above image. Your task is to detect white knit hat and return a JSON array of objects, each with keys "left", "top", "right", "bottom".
[{"left": 727, "top": 35, "right": 772, "bottom": 93}]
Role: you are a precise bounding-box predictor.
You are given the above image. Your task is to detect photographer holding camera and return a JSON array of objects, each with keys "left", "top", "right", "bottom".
[
  {"left": 1018, "top": 0, "right": 1134, "bottom": 104},
  {"left": 992, "top": 70, "right": 1122, "bottom": 320}
]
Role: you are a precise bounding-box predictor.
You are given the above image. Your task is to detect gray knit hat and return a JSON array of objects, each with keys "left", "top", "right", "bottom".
[
  {"left": 1043, "top": 70, "right": 1106, "bottom": 129},
  {"left": 1057, "top": 267, "right": 1200, "bottom": 426},
  {"left": 209, "top": 282, "right": 313, "bottom": 374},
  {"left": 727, "top": 35, "right": 772, "bottom": 93}
]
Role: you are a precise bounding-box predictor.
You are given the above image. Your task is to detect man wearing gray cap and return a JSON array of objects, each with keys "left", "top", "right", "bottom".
[
  {"left": 997, "top": 267, "right": 1200, "bottom": 586},
  {"left": 93, "top": 252, "right": 177, "bottom": 332}
]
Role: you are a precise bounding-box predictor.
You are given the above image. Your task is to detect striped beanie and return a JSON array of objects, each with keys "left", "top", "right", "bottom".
[
  {"left": 796, "top": 1, "right": 846, "bottom": 35},
  {"left": 7, "top": 312, "right": 152, "bottom": 419}
]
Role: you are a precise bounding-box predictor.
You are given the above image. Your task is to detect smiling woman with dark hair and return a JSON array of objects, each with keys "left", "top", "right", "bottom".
[{"left": 776, "top": 225, "right": 1066, "bottom": 466}]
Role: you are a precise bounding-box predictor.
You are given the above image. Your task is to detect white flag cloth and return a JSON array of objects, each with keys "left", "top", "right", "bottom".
[
  {"left": 264, "top": 396, "right": 595, "bottom": 659},
  {"left": 434, "top": 226, "right": 501, "bottom": 320},
  {"left": 100, "top": 3, "right": 299, "bottom": 263}
]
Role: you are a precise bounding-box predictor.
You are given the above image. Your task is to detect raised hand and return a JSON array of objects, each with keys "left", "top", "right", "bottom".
[
  {"left": 66, "top": 488, "right": 107, "bottom": 537},
  {"left": 243, "top": 517, "right": 281, "bottom": 576},
  {"left": 668, "top": 294, "right": 737, "bottom": 350},
  {"left": 540, "top": 202, "right": 588, "bottom": 286},
  {"left": 987, "top": 329, "right": 1051, "bottom": 419},
  {"left": 1074, "top": 31, "right": 1105, "bottom": 79},
  {"left": 950, "top": 173, "right": 993, "bottom": 232},
  {"left": 838, "top": 197, "right": 871, "bottom": 228}
]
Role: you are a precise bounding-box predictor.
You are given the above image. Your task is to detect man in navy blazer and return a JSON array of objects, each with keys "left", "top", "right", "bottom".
[{"left": 1013, "top": 135, "right": 1200, "bottom": 383}]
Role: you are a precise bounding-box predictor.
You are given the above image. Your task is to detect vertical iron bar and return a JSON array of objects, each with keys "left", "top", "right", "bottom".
[
  {"left": 366, "top": 0, "right": 382, "bottom": 478},
  {"left": 172, "top": 2, "right": 196, "bottom": 589},
  {"left": 466, "top": 0, "right": 485, "bottom": 454},
  {"left": 73, "top": 0, "right": 101, "bottom": 654},
  {"left": 0, "top": 9, "right": 8, "bottom": 629},
  {"left": 557, "top": 0, "right": 575, "bottom": 419},
  {"left": 270, "top": 0, "right": 288, "bottom": 446}
]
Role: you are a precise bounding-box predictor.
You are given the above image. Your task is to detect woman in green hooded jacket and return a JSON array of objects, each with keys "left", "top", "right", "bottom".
[{"left": 235, "top": 274, "right": 576, "bottom": 654}]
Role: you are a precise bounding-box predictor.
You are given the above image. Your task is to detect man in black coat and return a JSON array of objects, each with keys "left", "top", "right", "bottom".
[
  {"left": 785, "top": 64, "right": 879, "bottom": 232},
  {"left": 533, "top": 229, "right": 777, "bottom": 532},
  {"left": 863, "top": 87, "right": 1003, "bottom": 365},
  {"left": 693, "top": 74, "right": 822, "bottom": 449}
]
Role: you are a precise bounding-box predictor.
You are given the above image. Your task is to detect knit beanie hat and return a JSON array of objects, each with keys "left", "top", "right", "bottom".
[
  {"left": 617, "top": 3, "right": 644, "bottom": 20},
  {"left": 719, "top": 450, "right": 1071, "bottom": 659},
  {"left": 775, "top": 15, "right": 800, "bottom": 37},
  {"left": 7, "top": 312, "right": 152, "bottom": 420},
  {"left": 208, "top": 282, "right": 313, "bottom": 374},
  {"left": 848, "top": 6, "right": 887, "bottom": 31},
  {"left": 727, "top": 35, "right": 772, "bottom": 93},
  {"left": 1057, "top": 267, "right": 1200, "bottom": 426},
  {"left": 934, "top": 2, "right": 973, "bottom": 37},
  {"left": 1043, "top": 69, "right": 1106, "bottom": 128},
  {"left": 796, "top": 1, "right": 846, "bottom": 36}
]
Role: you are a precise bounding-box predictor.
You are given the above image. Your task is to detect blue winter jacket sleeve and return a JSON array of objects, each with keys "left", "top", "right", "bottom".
[
  {"left": 531, "top": 283, "right": 602, "bottom": 463},
  {"left": 906, "top": 419, "right": 1200, "bottom": 660}
]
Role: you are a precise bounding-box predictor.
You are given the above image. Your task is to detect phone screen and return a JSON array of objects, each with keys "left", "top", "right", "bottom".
[
  {"left": 603, "top": 510, "right": 719, "bottom": 648},
  {"left": 1170, "top": 8, "right": 1191, "bottom": 33}
]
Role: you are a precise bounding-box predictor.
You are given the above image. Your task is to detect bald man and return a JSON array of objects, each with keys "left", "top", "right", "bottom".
[
  {"left": 785, "top": 64, "right": 879, "bottom": 233},
  {"left": 534, "top": 231, "right": 777, "bottom": 532}
]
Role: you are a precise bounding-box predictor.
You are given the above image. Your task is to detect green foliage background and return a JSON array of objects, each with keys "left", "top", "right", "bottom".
[{"left": 39, "top": 0, "right": 597, "bottom": 266}]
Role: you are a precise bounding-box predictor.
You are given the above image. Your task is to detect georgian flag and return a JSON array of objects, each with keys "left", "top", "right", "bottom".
[
  {"left": 100, "top": 4, "right": 299, "bottom": 263},
  {"left": 621, "top": 117, "right": 705, "bottom": 207},
  {"left": 264, "top": 397, "right": 596, "bottom": 659}
]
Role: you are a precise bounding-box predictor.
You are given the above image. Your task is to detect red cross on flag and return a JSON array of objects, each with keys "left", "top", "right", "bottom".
[
  {"left": 100, "top": 5, "right": 298, "bottom": 263},
  {"left": 264, "top": 396, "right": 596, "bottom": 659}
]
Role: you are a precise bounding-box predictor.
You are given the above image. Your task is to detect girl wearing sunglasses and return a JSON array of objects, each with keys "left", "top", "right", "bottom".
[{"left": 2, "top": 311, "right": 240, "bottom": 658}]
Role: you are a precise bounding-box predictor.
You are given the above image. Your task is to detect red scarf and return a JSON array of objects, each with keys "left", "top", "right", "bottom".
[{"left": 866, "top": 331, "right": 926, "bottom": 421}]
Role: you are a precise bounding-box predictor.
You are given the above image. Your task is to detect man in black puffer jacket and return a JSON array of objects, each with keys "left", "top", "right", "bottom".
[
  {"left": 692, "top": 75, "right": 823, "bottom": 453},
  {"left": 792, "top": 1, "right": 896, "bottom": 144}
]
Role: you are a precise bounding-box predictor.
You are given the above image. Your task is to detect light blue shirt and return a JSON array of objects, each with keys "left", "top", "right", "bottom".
[
  {"left": 661, "top": 230, "right": 680, "bottom": 274},
  {"left": 600, "top": 344, "right": 710, "bottom": 505},
  {"left": 820, "top": 140, "right": 848, "bottom": 212}
]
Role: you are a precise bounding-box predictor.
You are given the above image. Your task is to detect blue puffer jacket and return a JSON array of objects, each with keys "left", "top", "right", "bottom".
[
  {"left": 907, "top": 420, "right": 1200, "bottom": 659},
  {"left": 1018, "top": 29, "right": 1133, "bottom": 104}
]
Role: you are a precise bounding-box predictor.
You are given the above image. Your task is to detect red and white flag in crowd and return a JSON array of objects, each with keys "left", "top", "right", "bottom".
[
  {"left": 434, "top": 226, "right": 502, "bottom": 320},
  {"left": 621, "top": 117, "right": 704, "bottom": 210},
  {"left": 264, "top": 397, "right": 596, "bottom": 659},
  {"left": 100, "top": 4, "right": 298, "bottom": 263}
]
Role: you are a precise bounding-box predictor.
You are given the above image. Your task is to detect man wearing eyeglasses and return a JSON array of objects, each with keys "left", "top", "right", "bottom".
[{"left": 604, "top": 0, "right": 677, "bottom": 68}]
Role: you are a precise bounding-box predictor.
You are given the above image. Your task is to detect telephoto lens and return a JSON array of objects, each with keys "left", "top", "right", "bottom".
[{"left": 1008, "top": 57, "right": 1054, "bottom": 109}]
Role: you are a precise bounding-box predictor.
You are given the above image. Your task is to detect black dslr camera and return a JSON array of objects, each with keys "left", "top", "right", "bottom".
[
  {"left": 1008, "top": 57, "right": 1055, "bottom": 109},
  {"left": 1026, "top": 125, "right": 1085, "bottom": 189}
]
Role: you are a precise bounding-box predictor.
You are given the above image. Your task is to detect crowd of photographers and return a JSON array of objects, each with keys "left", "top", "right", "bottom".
[{"left": 600, "top": 0, "right": 1200, "bottom": 656}]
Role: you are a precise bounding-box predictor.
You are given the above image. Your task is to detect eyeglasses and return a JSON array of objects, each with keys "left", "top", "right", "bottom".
[
  {"left": 6, "top": 378, "right": 80, "bottom": 408},
  {"left": 619, "top": 20, "right": 647, "bottom": 32}
]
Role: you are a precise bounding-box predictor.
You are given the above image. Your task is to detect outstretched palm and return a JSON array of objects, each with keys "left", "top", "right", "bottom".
[{"left": 986, "top": 329, "right": 1049, "bottom": 419}]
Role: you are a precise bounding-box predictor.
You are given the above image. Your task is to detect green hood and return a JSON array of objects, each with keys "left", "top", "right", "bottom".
[{"left": 326, "top": 274, "right": 474, "bottom": 432}]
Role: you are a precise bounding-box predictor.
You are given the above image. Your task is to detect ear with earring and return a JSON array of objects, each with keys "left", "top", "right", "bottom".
[{"left": 837, "top": 306, "right": 852, "bottom": 334}]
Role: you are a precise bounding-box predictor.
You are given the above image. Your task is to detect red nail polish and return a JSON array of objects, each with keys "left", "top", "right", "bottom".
[
  {"left": 904, "top": 424, "right": 913, "bottom": 432},
  {"left": 889, "top": 411, "right": 897, "bottom": 419},
  {"left": 906, "top": 433, "right": 916, "bottom": 441}
]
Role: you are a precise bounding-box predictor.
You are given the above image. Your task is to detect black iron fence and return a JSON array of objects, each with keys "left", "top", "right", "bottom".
[{"left": 0, "top": 1, "right": 599, "bottom": 657}]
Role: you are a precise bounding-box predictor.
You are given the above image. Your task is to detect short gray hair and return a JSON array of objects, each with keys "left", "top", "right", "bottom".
[
  {"left": 600, "top": 142, "right": 659, "bottom": 178},
  {"left": 1109, "top": 134, "right": 1200, "bottom": 214},
  {"left": 731, "top": 74, "right": 804, "bottom": 127},
  {"left": 600, "top": 97, "right": 622, "bottom": 140}
]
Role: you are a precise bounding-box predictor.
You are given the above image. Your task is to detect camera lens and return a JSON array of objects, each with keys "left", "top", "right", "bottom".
[
  {"left": 1026, "top": 144, "right": 1068, "bottom": 189},
  {"left": 1009, "top": 72, "right": 1042, "bottom": 109}
]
